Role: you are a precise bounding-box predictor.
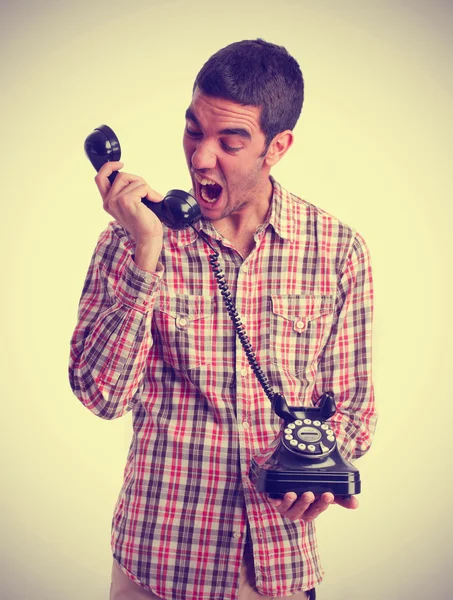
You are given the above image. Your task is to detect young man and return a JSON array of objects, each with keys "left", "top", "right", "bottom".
[{"left": 69, "top": 39, "right": 376, "bottom": 600}]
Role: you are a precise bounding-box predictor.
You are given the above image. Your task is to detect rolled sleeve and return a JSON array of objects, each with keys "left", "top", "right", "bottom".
[
  {"left": 314, "top": 231, "right": 377, "bottom": 461},
  {"left": 69, "top": 222, "right": 163, "bottom": 419}
]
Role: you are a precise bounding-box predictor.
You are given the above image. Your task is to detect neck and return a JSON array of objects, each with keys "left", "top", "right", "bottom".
[
  {"left": 213, "top": 178, "right": 273, "bottom": 258},
  {"left": 216, "top": 178, "right": 273, "bottom": 237}
]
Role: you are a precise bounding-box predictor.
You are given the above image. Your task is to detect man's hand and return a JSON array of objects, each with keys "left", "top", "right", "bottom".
[
  {"left": 95, "top": 160, "right": 164, "bottom": 272},
  {"left": 268, "top": 491, "right": 359, "bottom": 522},
  {"left": 95, "top": 160, "right": 164, "bottom": 242}
]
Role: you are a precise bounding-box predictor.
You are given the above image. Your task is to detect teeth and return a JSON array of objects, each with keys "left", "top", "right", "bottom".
[
  {"left": 194, "top": 173, "right": 218, "bottom": 186},
  {"left": 194, "top": 172, "right": 221, "bottom": 203}
]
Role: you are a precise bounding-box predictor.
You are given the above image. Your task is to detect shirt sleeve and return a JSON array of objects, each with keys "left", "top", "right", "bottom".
[
  {"left": 68, "top": 221, "right": 164, "bottom": 419},
  {"left": 313, "top": 231, "right": 377, "bottom": 462}
]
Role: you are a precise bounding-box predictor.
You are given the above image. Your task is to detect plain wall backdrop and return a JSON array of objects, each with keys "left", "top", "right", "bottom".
[{"left": 1, "top": 0, "right": 452, "bottom": 598}]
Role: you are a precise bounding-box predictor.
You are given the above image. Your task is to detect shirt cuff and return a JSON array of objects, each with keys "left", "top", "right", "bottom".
[{"left": 114, "top": 255, "right": 164, "bottom": 313}]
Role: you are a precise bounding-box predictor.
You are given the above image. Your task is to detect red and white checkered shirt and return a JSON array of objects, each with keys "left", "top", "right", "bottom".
[{"left": 69, "top": 178, "right": 376, "bottom": 600}]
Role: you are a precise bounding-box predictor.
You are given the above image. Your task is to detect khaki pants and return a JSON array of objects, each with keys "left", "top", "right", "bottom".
[{"left": 110, "top": 543, "right": 312, "bottom": 599}]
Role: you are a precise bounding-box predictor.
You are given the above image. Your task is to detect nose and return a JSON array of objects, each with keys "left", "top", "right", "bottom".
[{"left": 191, "top": 139, "right": 217, "bottom": 171}]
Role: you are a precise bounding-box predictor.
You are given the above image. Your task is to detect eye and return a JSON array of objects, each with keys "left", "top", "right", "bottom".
[
  {"left": 221, "top": 141, "right": 242, "bottom": 153},
  {"left": 185, "top": 125, "right": 202, "bottom": 138}
]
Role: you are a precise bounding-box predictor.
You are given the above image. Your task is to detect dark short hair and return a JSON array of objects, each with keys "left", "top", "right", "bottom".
[{"left": 193, "top": 39, "right": 304, "bottom": 148}]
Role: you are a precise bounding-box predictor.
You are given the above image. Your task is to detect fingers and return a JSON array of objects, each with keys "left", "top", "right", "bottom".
[
  {"left": 94, "top": 161, "right": 124, "bottom": 197},
  {"left": 98, "top": 169, "right": 146, "bottom": 204},
  {"left": 100, "top": 172, "right": 164, "bottom": 219},
  {"left": 105, "top": 181, "right": 151, "bottom": 217},
  {"left": 92, "top": 161, "right": 165, "bottom": 244},
  {"left": 269, "top": 491, "right": 353, "bottom": 522},
  {"left": 268, "top": 492, "right": 299, "bottom": 511},
  {"left": 299, "top": 493, "right": 334, "bottom": 522},
  {"left": 269, "top": 491, "right": 317, "bottom": 521},
  {"left": 94, "top": 161, "right": 165, "bottom": 209},
  {"left": 284, "top": 492, "right": 317, "bottom": 521}
]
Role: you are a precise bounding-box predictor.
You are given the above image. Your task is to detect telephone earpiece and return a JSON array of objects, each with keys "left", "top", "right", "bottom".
[{"left": 84, "top": 125, "right": 202, "bottom": 230}]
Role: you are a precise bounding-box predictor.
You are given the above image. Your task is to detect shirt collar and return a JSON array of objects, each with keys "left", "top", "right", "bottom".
[
  {"left": 266, "top": 176, "right": 295, "bottom": 242},
  {"left": 175, "top": 177, "right": 295, "bottom": 247}
]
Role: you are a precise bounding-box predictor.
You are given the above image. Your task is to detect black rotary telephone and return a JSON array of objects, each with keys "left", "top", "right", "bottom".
[
  {"left": 84, "top": 125, "right": 361, "bottom": 499},
  {"left": 249, "top": 391, "right": 360, "bottom": 497}
]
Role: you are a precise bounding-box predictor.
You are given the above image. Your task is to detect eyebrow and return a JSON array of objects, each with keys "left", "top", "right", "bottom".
[{"left": 185, "top": 108, "right": 252, "bottom": 140}]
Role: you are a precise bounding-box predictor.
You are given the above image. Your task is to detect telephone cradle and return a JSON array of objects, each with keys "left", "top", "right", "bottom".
[{"left": 84, "top": 125, "right": 361, "bottom": 500}]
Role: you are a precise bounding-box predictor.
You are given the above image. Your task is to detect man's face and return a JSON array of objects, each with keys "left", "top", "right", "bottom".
[{"left": 183, "top": 88, "right": 271, "bottom": 222}]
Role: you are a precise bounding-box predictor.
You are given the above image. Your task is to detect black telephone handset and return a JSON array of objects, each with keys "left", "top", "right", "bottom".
[
  {"left": 84, "top": 125, "right": 360, "bottom": 499},
  {"left": 84, "top": 124, "right": 202, "bottom": 230}
]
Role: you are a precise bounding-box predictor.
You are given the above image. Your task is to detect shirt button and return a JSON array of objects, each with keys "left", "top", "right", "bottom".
[
  {"left": 232, "top": 531, "right": 242, "bottom": 539},
  {"left": 241, "top": 367, "right": 248, "bottom": 377},
  {"left": 294, "top": 319, "right": 306, "bottom": 332},
  {"left": 242, "top": 421, "right": 250, "bottom": 430},
  {"left": 176, "top": 316, "right": 189, "bottom": 329},
  {"left": 144, "top": 275, "right": 152, "bottom": 283}
]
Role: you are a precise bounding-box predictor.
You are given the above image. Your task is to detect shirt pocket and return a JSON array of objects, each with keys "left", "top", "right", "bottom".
[
  {"left": 153, "top": 293, "right": 216, "bottom": 371},
  {"left": 270, "top": 294, "right": 334, "bottom": 377}
]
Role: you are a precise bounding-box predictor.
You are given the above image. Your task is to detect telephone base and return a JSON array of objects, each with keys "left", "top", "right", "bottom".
[{"left": 249, "top": 458, "right": 361, "bottom": 498}]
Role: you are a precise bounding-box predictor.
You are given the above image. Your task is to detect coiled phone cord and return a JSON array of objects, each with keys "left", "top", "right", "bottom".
[{"left": 193, "top": 226, "right": 277, "bottom": 403}]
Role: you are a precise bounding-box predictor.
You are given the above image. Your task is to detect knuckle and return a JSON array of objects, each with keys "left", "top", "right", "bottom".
[
  {"left": 113, "top": 172, "right": 127, "bottom": 186},
  {"left": 116, "top": 193, "right": 129, "bottom": 206}
]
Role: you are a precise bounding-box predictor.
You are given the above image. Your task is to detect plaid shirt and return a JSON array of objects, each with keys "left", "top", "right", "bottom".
[{"left": 69, "top": 177, "right": 376, "bottom": 600}]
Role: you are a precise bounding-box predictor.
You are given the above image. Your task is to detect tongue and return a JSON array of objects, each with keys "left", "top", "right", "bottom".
[{"left": 203, "top": 183, "right": 222, "bottom": 199}]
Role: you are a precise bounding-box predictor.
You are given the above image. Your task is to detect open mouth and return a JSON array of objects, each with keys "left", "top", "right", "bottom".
[{"left": 194, "top": 172, "right": 223, "bottom": 203}]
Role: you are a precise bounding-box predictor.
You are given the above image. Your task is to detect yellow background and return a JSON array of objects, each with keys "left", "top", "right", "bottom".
[{"left": 1, "top": 0, "right": 452, "bottom": 598}]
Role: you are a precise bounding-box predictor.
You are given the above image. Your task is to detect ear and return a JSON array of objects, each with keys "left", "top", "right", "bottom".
[{"left": 264, "top": 130, "right": 294, "bottom": 167}]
